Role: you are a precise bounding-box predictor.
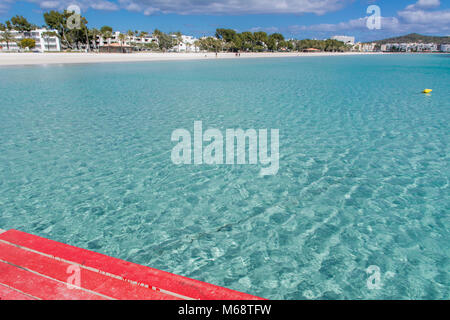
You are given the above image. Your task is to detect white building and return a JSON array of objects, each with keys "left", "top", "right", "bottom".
[
  {"left": 0, "top": 28, "right": 60, "bottom": 52},
  {"left": 382, "top": 42, "right": 440, "bottom": 52},
  {"left": 97, "top": 31, "right": 158, "bottom": 49},
  {"left": 331, "top": 35, "right": 355, "bottom": 45},
  {"left": 440, "top": 44, "right": 450, "bottom": 52},
  {"left": 354, "top": 42, "right": 377, "bottom": 52},
  {"left": 172, "top": 35, "right": 200, "bottom": 52}
]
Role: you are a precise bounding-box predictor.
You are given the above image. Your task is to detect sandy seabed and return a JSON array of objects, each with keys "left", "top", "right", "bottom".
[{"left": 0, "top": 51, "right": 385, "bottom": 66}]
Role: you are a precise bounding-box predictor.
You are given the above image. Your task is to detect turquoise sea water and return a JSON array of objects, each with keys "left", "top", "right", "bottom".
[{"left": 0, "top": 54, "right": 449, "bottom": 299}]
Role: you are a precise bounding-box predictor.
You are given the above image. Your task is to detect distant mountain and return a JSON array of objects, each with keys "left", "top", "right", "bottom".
[{"left": 369, "top": 33, "right": 450, "bottom": 44}]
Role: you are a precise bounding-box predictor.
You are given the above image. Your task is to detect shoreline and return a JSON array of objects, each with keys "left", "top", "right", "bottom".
[{"left": 0, "top": 51, "right": 387, "bottom": 67}]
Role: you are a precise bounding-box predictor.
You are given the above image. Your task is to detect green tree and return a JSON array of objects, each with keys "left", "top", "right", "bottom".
[
  {"left": 286, "top": 40, "right": 294, "bottom": 51},
  {"left": 254, "top": 31, "right": 268, "bottom": 48},
  {"left": 100, "top": 25, "right": 113, "bottom": 45},
  {"left": 139, "top": 31, "right": 149, "bottom": 38},
  {"left": 215, "top": 28, "right": 236, "bottom": 43},
  {"left": 89, "top": 28, "right": 100, "bottom": 49},
  {"left": 118, "top": 33, "right": 126, "bottom": 45},
  {"left": 231, "top": 33, "right": 243, "bottom": 52},
  {"left": 67, "top": 16, "right": 90, "bottom": 51},
  {"left": 196, "top": 37, "right": 223, "bottom": 52},
  {"left": 80, "top": 16, "right": 90, "bottom": 51},
  {"left": 268, "top": 33, "right": 285, "bottom": 51},
  {"left": 241, "top": 31, "right": 254, "bottom": 51},
  {"left": 18, "top": 38, "right": 36, "bottom": 50},
  {"left": 278, "top": 40, "right": 288, "bottom": 51},
  {"left": 100, "top": 26, "right": 113, "bottom": 34},
  {"left": 0, "top": 29, "right": 17, "bottom": 50},
  {"left": 9, "top": 15, "right": 34, "bottom": 33},
  {"left": 154, "top": 29, "right": 174, "bottom": 51},
  {"left": 44, "top": 10, "right": 86, "bottom": 49},
  {"left": 172, "top": 31, "right": 182, "bottom": 42},
  {"left": 144, "top": 42, "right": 158, "bottom": 51},
  {"left": 126, "top": 30, "right": 134, "bottom": 47},
  {"left": 266, "top": 36, "right": 277, "bottom": 51},
  {"left": 3, "top": 15, "right": 34, "bottom": 51},
  {"left": 44, "top": 10, "right": 67, "bottom": 47},
  {"left": 42, "top": 31, "right": 57, "bottom": 51}
]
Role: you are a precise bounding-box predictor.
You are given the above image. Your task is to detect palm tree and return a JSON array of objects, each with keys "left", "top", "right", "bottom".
[
  {"left": 0, "top": 29, "right": 17, "bottom": 51},
  {"left": 100, "top": 26, "right": 113, "bottom": 46},
  {"left": 139, "top": 31, "right": 148, "bottom": 38},
  {"left": 127, "top": 30, "right": 134, "bottom": 47},
  {"left": 80, "top": 17, "right": 90, "bottom": 52},
  {"left": 118, "top": 33, "right": 126, "bottom": 46},
  {"left": 103, "top": 31, "right": 112, "bottom": 45},
  {"left": 89, "top": 28, "right": 100, "bottom": 50},
  {"left": 176, "top": 32, "right": 183, "bottom": 51}
]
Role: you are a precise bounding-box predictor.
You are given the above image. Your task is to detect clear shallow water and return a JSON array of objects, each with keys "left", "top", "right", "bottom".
[{"left": 0, "top": 54, "right": 449, "bottom": 299}]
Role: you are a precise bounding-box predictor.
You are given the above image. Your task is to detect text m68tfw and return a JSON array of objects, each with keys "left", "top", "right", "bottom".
[{"left": 222, "top": 304, "right": 271, "bottom": 315}]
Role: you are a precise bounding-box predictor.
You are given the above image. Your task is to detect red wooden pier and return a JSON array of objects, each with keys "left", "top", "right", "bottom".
[{"left": 0, "top": 229, "right": 263, "bottom": 300}]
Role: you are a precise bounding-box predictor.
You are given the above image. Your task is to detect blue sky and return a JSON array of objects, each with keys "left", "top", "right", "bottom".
[{"left": 1, "top": 0, "right": 449, "bottom": 42}]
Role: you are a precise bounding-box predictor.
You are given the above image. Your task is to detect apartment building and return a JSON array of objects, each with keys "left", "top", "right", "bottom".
[
  {"left": 96, "top": 31, "right": 158, "bottom": 48},
  {"left": 438, "top": 44, "right": 450, "bottom": 52},
  {"left": 381, "top": 43, "right": 440, "bottom": 52},
  {"left": 172, "top": 35, "right": 200, "bottom": 52},
  {"left": 0, "top": 28, "right": 61, "bottom": 52}
]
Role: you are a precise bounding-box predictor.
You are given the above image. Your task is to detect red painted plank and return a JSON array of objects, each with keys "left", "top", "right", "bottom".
[
  {"left": 0, "top": 230, "right": 264, "bottom": 300},
  {"left": 0, "top": 284, "right": 36, "bottom": 300},
  {"left": 0, "top": 260, "right": 106, "bottom": 300},
  {"left": 0, "top": 241, "right": 180, "bottom": 300}
]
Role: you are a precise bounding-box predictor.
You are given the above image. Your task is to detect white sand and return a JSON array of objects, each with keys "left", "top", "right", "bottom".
[{"left": 0, "top": 51, "right": 384, "bottom": 66}]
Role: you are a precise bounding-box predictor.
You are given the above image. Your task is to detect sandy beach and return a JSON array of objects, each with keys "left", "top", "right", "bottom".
[{"left": 0, "top": 51, "right": 384, "bottom": 66}]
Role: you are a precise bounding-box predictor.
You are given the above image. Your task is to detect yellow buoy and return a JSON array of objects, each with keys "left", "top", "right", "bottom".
[{"left": 422, "top": 89, "right": 432, "bottom": 94}]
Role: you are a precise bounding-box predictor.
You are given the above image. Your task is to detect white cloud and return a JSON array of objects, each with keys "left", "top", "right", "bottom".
[
  {"left": 398, "top": 8, "right": 450, "bottom": 25},
  {"left": 397, "top": 0, "right": 450, "bottom": 33},
  {"left": 127, "top": 0, "right": 341, "bottom": 15},
  {"left": 284, "top": 0, "right": 450, "bottom": 39},
  {"left": 39, "top": 1, "right": 60, "bottom": 9},
  {"left": 0, "top": 0, "right": 15, "bottom": 14},
  {"left": 1, "top": 0, "right": 350, "bottom": 15},
  {"left": 405, "top": 0, "right": 440, "bottom": 11},
  {"left": 121, "top": 1, "right": 142, "bottom": 12},
  {"left": 90, "top": 1, "right": 119, "bottom": 11},
  {"left": 249, "top": 26, "right": 280, "bottom": 33},
  {"left": 287, "top": 16, "right": 403, "bottom": 33},
  {"left": 0, "top": 0, "right": 119, "bottom": 13},
  {"left": 1, "top": 0, "right": 449, "bottom": 39}
]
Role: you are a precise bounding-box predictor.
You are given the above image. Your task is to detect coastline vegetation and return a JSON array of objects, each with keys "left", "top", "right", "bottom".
[
  {"left": 204, "top": 28, "right": 350, "bottom": 52},
  {"left": 0, "top": 15, "right": 37, "bottom": 50},
  {"left": 1, "top": 11, "right": 351, "bottom": 53}
]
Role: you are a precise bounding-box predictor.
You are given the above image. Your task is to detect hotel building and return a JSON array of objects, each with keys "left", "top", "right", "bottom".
[{"left": 0, "top": 28, "right": 61, "bottom": 52}]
